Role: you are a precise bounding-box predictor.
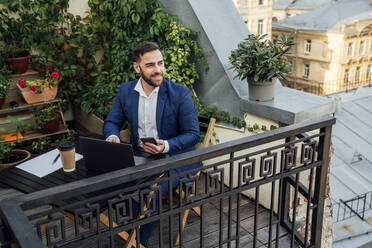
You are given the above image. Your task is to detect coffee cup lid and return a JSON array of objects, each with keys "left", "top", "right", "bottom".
[{"left": 58, "top": 141, "right": 75, "bottom": 151}]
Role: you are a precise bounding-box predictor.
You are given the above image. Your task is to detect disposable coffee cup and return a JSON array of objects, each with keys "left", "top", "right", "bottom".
[{"left": 58, "top": 141, "right": 76, "bottom": 172}]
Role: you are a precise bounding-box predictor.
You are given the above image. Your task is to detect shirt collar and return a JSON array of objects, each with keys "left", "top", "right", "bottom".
[{"left": 134, "top": 78, "right": 160, "bottom": 97}]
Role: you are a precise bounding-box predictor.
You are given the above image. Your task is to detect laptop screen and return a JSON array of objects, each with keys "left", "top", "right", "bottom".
[{"left": 79, "top": 136, "right": 137, "bottom": 173}]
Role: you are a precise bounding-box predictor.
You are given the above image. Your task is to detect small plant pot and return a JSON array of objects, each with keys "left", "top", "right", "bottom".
[
  {"left": 247, "top": 78, "right": 276, "bottom": 102},
  {"left": 17, "top": 83, "right": 58, "bottom": 104},
  {"left": 0, "top": 96, "right": 5, "bottom": 108},
  {"left": 39, "top": 116, "right": 60, "bottom": 134},
  {"left": 0, "top": 149, "right": 31, "bottom": 170},
  {"left": 8, "top": 55, "right": 30, "bottom": 74}
]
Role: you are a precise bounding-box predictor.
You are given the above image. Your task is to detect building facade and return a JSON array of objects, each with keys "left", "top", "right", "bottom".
[
  {"left": 233, "top": 0, "right": 273, "bottom": 39},
  {"left": 272, "top": 0, "right": 372, "bottom": 95},
  {"left": 272, "top": 0, "right": 331, "bottom": 22}
]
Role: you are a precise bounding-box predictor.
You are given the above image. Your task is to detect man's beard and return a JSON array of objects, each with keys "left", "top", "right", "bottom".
[{"left": 140, "top": 69, "right": 163, "bottom": 88}]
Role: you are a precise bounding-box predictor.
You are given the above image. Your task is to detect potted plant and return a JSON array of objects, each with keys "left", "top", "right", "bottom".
[
  {"left": 0, "top": 5, "right": 31, "bottom": 74},
  {"left": 17, "top": 67, "right": 59, "bottom": 104},
  {"left": 32, "top": 102, "right": 61, "bottom": 134},
  {"left": 229, "top": 33, "right": 294, "bottom": 101},
  {"left": 0, "top": 71, "right": 10, "bottom": 109},
  {"left": 0, "top": 118, "right": 31, "bottom": 169}
]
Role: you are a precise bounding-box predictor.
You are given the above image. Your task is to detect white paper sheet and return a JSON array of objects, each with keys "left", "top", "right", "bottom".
[{"left": 16, "top": 149, "right": 83, "bottom": 178}]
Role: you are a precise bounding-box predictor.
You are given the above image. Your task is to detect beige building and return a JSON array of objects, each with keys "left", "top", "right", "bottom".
[
  {"left": 272, "top": 0, "right": 372, "bottom": 95},
  {"left": 233, "top": 0, "right": 273, "bottom": 39},
  {"left": 272, "top": 0, "right": 331, "bottom": 22}
]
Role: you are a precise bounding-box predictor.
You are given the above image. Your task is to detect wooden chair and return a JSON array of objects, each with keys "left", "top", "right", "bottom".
[
  {"left": 107, "top": 117, "right": 216, "bottom": 247},
  {"left": 175, "top": 116, "right": 216, "bottom": 245}
]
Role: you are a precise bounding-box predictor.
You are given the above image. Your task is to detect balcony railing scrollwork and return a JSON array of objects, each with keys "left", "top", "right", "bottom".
[{"left": 0, "top": 116, "right": 335, "bottom": 248}]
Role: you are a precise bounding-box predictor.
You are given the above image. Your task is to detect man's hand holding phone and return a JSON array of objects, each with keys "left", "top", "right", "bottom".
[{"left": 140, "top": 137, "right": 165, "bottom": 154}]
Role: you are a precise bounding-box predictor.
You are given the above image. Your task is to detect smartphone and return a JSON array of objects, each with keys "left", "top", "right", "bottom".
[{"left": 140, "top": 137, "right": 157, "bottom": 145}]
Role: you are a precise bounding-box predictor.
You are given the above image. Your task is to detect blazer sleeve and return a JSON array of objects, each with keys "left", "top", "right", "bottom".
[
  {"left": 103, "top": 85, "right": 127, "bottom": 140},
  {"left": 167, "top": 88, "right": 200, "bottom": 154}
]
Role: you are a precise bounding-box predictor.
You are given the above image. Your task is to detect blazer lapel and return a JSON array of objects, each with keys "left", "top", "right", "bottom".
[
  {"left": 131, "top": 86, "right": 139, "bottom": 143},
  {"left": 156, "top": 80, "right": 167, "bottom": 137}
]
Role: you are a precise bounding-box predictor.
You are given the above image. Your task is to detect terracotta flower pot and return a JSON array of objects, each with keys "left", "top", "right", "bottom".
[
  {"left": 39, "top": 116, "right": 60, "bottom": 134},
  {"left": 8, "top": 55, "right": 30, "bottom": 74},
  {"left": 17, "top": 83, "right": 58, "bottom": 104},
  {"left": 0, "top": 149, "right": 31, "bottom": 170},
  {"left": 0, "top": 96, "right": 5, "bottom": 108}
]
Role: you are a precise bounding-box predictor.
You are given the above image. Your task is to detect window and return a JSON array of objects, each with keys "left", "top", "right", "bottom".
[
  {"left": 259, "top": 0, "right": 264, "bottom": 5},
  {"left": 303, "top": 64, "right": 309, "bottom": 78},
  {"left": 258, "top": 20, "right": 263, "bottom": 35},
  {"left": 355, "top": 67, "right": 360, "bottom": 82},
  {"left": 367, "top": 65, "right": 371, "bottom": 80},
  {"left": 304, "top": 40, "right": 311, "bottom": 54},
  {"left": 242, "top": 0, "right": 248, "bottom": 8},
  {"left": 344, "top": 69, "right": 349, "bottom": 84},
  {"left": 347, "top": 43, "right": 353, "bottom": 57},
  {"left": 288, "top": 61, "right": 292, "bottom": 73},
  {"left": 359, "top": 41, "right": 364, "bottom": 56}
]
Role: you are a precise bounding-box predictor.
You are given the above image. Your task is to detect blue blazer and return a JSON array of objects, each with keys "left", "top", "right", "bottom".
[{"left": 103, "top": 78, "right": 202, "bottom": 173}]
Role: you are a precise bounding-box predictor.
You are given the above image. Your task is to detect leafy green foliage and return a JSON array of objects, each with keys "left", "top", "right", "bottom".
[
  {"left": 2, "top": 0, "right": 206, "bottom": 119},
  {"left": 55, "top": 129, "right": 77, "bottom": 144},
  {"left": 31, "top": 137, "right": 52, "bottom": 155},
  {"left": 77, "top": 0, "right": 206, "bottom": 118},
  {"left": 0, "top": 4, "right": 9, "bottom": 38},
  {"left": 7, "top": 116, "right": 31, "bottom": 135},
  {"left": 0, "top": 76, "right": 10, "bottom": 97},
  {"left": 198, "top": 105, "right": 246, "bottom": 129},
  {"left": 0, "top": 142, "right": 15, "bottom": 164},
  {"left": 31, "top": 129, "right": 76, "bottom": 155},
  {"left": 247, "top": 123, "right": 278, "bottom": 133},
  {"left": 0, "top": 2, "right": 32, "bottom": 58},
  {"left": 229, "top": 33, "right": 294, "bottom": 82},
  {"left": 0, "top": 117, "right": 31, "bottom": 163},
  {"left": 32, "top": 102, "right": 60, "bottom": 129}
]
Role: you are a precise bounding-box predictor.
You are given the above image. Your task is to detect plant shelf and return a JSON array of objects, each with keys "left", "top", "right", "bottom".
[
  {"left": 19, "top": 125, "right": 69, "bottom": 142},
  {"left": 10, "top": 69, "right": 39, "bottom": 79},
  {"left": 0, "top": 96, "right": 68, "bottom": 144},
  {"left": 0, "top": 96, "right": 60, "bottom": 116}
]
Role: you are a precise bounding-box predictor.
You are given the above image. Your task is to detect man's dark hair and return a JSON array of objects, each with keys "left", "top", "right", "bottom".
[{"left": 133, "top": 41, "right": 161, "bottom": 62}]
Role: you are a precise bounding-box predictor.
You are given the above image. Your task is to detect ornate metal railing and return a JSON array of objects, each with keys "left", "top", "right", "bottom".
[
  {"left": 0, "top": 116, "right": 335, "bottom": 248},
  {"left": 333, "top": 191, "right": 372, "bottom": 223}
]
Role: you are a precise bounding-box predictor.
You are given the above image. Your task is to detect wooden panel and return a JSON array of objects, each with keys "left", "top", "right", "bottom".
[
  {"left": 21, "top": 125, "right": 69, "bottom": 142},
  {"left": 74, "top": 105, "right": 104, "bottom": 135}
]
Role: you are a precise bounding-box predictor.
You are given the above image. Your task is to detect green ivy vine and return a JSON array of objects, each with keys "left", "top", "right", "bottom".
[{"left": 1, "top": 0, "right": 264, "bottom": 131}]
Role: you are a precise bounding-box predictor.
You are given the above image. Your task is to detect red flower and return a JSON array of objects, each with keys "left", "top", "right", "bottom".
[
  {"left": 51, "top": 72, "right": 59, "bottom": 79},
  {"left": 72, "top": 76, "right": 77, "bottom": 81},
  {"left": 45, "top": 65, "right": 51, "bottom": 71},
  {"left": 18, "top": 80, "right": 26, "bottom": 88},
  {"left": 30, "top": 85, "right": 37, "bottom": 92}
]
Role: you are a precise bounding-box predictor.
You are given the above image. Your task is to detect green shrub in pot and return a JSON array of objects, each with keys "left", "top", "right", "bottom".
[{"left": 229, "top": 33, "right": 294, "bottom": 101}]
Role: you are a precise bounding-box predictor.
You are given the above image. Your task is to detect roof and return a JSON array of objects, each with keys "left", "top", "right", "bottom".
[
  {"left": 273, "top": 0, "right": 372, "bottom": 33},
  {"left": 273, "top": 0, "right": 332, "bottom": 10},
  {"left": 159, "top": 0, "right": 336, "bottom": 125},
  {"left": 327, "top": 86, "right": 372, "bottom": 247}
]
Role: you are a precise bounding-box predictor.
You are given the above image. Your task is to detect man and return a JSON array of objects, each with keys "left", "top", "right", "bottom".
[{"left": 103, "top": 41, "right": 201, "bottom": 245}]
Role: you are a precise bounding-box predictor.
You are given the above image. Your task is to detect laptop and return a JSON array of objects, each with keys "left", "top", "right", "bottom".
[{"left": 79, "top": 136, "right": 150, "bottom": 173}]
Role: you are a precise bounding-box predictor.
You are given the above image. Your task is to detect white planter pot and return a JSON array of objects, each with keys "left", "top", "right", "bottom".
[{"left": 247, "top": 78, "right": 275, "bottom": 101}]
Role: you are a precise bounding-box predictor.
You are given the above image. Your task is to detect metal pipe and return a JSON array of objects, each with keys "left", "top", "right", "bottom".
[{"left": 294, "top": 29, "right": 298, "bottom": 89}]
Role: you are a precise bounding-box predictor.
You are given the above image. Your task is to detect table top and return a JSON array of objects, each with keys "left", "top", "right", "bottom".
[
  {"left": 0, "top": 159, "right": 97, "bottom": 195},
  {"left": 0, "top": 148, "right": 156, "bottom": 197}
]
